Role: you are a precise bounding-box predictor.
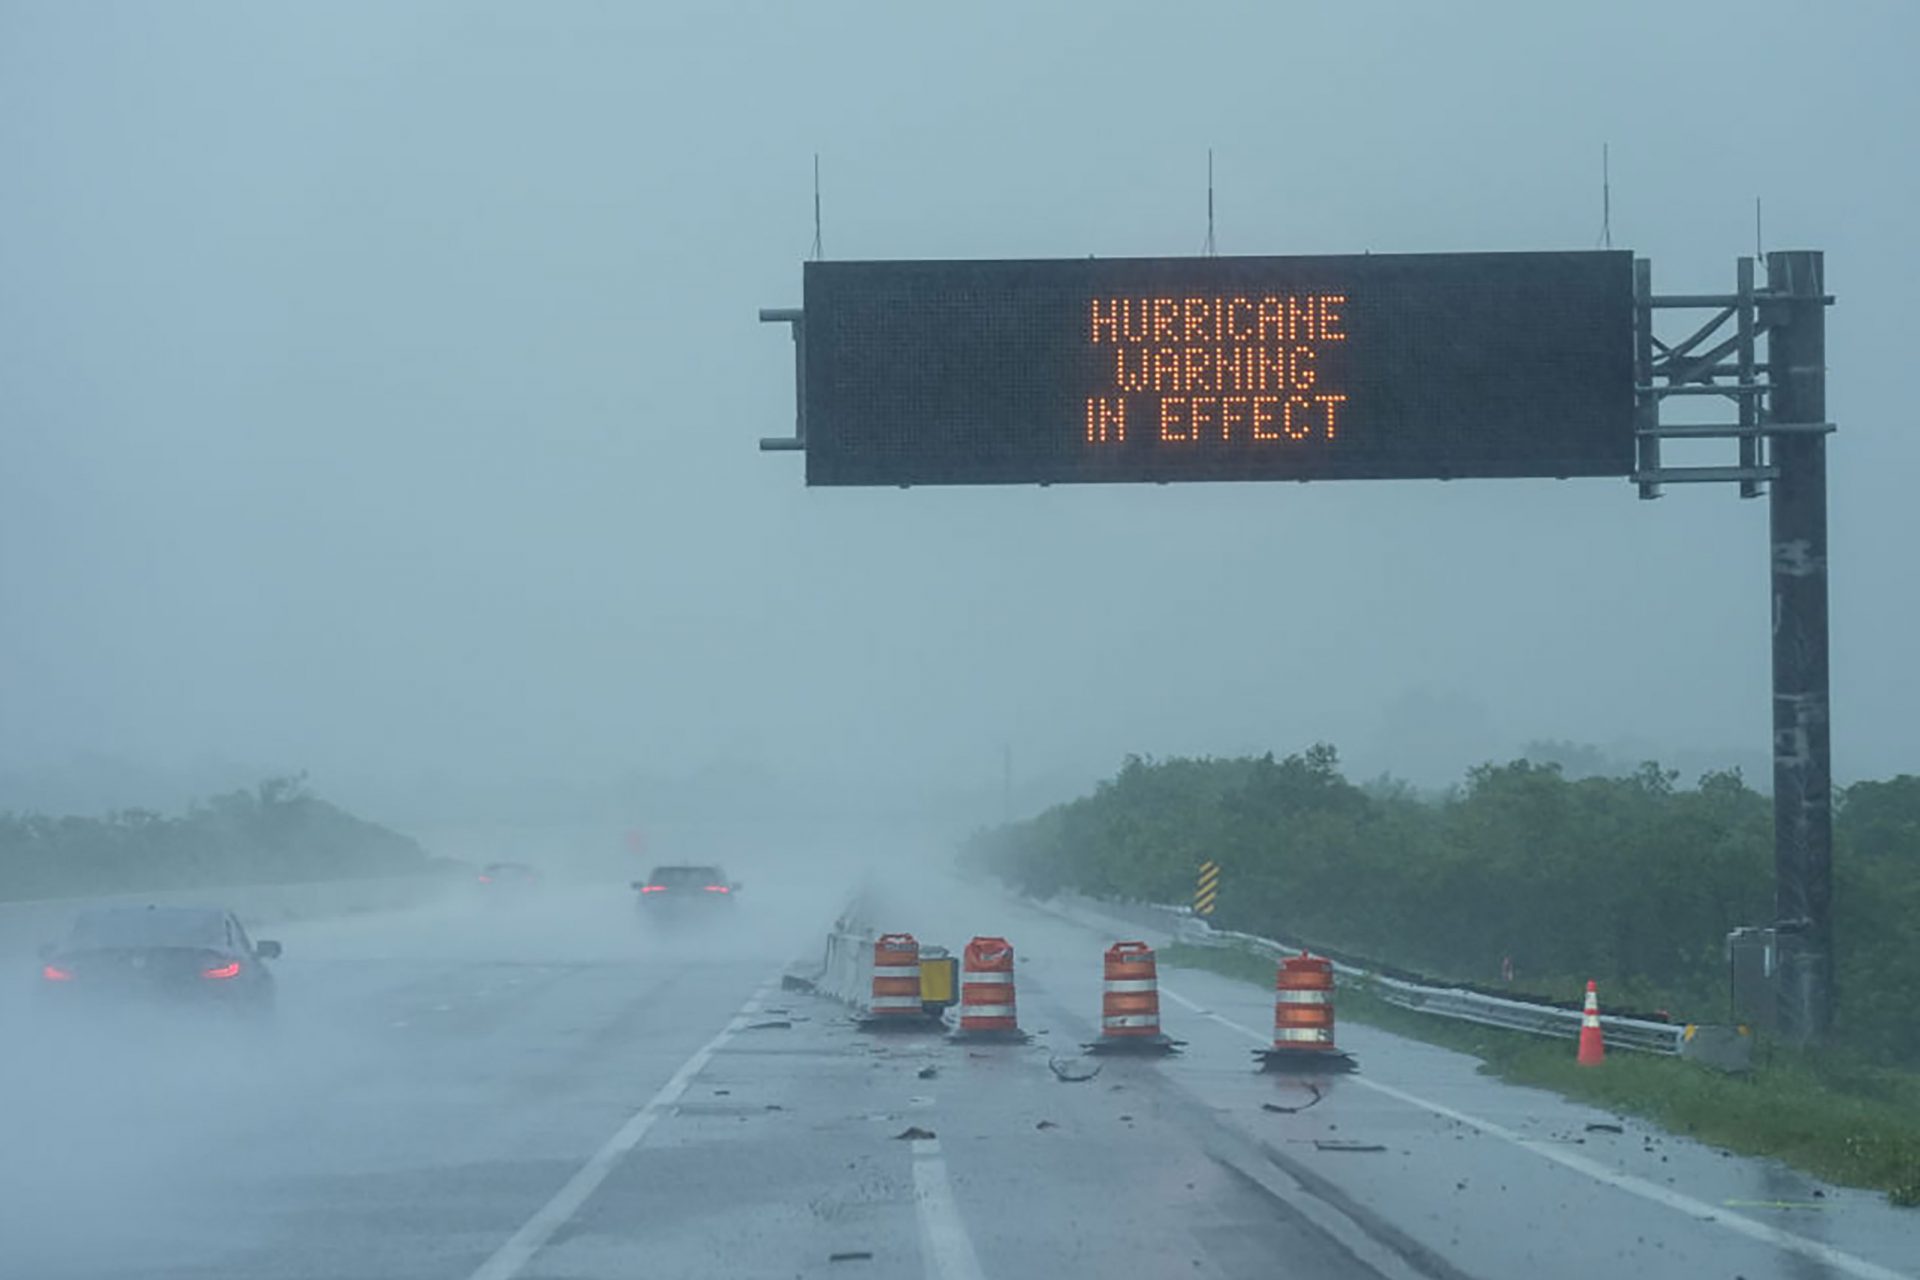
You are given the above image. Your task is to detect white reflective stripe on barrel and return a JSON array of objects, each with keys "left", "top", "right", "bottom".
[
  {"left": 964, "top": 971, "right": 1013, "bottom": 984},
  {"left": 1271, "top": 1027, "right": 1335, "bottom": 1043},
  {"left": 873, "top": 965, "right": 920, "bottom": 979},
  {"left": 963, "top": 1002, "right": 1015, "bottom": 1017},
  {"left": 1102, "top": 1014, "right": 1159, "bottom": 1029},
  {"left": 869, "top": 996, "right": 923, "bottom": 1010},
  {"left": 1273, "top": 989, "right": 1331, "bottom": 1004},
  {"left": 1102, "top": 979, "right": 1158, "bottom": 993}
]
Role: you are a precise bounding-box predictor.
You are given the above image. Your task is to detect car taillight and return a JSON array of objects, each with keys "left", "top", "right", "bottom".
[
  {"left": 704, "top": 885, "right": 730, "bottom": 893},
  {"left": 639, "top": 884, "right": 665, "bottom": 893},
  {"left": 477, "top": 874, "right": 493, "bottom": 884},
  {"left": 41, "top": 964, "right": 74, "bottom": 982},
  {"left": 202, "top": 960, "right": 242, "bottom": 980}
]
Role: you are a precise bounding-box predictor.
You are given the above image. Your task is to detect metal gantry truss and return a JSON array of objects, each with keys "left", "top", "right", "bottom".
[
  {"left": 1640, "top": 251, "right": 1837, "bottom": 1045},
  {"left": 1634, "top": 254, "right": 1835, "bottom": 497}
]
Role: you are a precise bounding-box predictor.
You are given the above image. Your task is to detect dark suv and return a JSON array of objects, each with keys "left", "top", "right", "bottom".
[{"left": 632, "top": 865, "right": 737, "bottom": 919}]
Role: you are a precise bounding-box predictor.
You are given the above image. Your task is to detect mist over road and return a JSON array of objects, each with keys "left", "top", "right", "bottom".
[{"left": 3, "top": 865, "right": 1911, "bottom": 1280}]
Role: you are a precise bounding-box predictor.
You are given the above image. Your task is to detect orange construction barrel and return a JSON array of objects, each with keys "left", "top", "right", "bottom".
[
  {"left": 1086, "top": 941, "right": 1178, "bottom": 1054},
  {"left": 1256, "top": 952, "right": 1355, "bottom": 1072},
  {"left": 860, "top": 932, "right": 931, "bottom": 1028},
  {"left": 950, "top": 935, "right": 1027, "bottom": 1042}
]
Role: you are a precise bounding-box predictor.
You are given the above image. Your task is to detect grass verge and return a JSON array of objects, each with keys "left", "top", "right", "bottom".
[{"left": 1162, "top": 941, "right": 1920, "bottom": 1206}]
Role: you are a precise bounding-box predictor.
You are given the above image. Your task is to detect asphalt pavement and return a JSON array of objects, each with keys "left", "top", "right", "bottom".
[{"left": 0, "top": 873, "right": 1912, "bottom": 1280}]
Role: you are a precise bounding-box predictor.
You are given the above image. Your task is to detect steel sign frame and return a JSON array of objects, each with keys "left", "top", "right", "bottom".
[
  {"left": 790, "top": 251, "right": 1635, "bottom": 488},
  {"left": 758, "top": 248, "right": 1839, "bottom": 1044}
]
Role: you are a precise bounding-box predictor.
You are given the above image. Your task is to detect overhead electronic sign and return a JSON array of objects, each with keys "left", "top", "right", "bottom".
[{"left": 798, "top": 251, "right": 1635, "bottom": 486}]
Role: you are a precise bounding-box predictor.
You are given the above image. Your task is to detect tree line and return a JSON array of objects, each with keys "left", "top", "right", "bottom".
[
  {"left": 965, "top": 747, "right": 1920, "bottom": 1066},
  {"left": 0, "top": 775, "right": 436, "bottom": 902}
]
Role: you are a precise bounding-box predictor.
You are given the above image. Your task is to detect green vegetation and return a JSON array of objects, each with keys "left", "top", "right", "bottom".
[
  {"left": 967, "top": 746, "right": 1920, "bottom": 1066},
  {"left": 1163, "top": 940, "right": 1920, "bottom": 1206},
  {"left": 0, "top": 775, "right": 436, "bottom": 901}
]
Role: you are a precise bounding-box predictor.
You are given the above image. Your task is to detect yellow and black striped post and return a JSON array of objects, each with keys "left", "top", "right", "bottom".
[{"left": 1194, "top": 860, "right": 1221, "bottom": 917}]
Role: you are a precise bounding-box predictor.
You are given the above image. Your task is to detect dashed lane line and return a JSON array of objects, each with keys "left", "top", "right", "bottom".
[
  {"left": 911, "top": 1137, "right": 988, "bottom": 1280},
  {"left": 464, "top": 979, "right": 775, "bottom": 1280}
]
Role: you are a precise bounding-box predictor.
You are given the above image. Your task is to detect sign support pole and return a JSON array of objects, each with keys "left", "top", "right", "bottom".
[{"left": 1765, "top": 250, "right": 1833, "bottom": 1044}]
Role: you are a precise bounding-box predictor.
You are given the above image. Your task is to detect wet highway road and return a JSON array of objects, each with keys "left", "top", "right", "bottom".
[{"left": 0, "top": 877, "right": 1912, "bottom": 1280}]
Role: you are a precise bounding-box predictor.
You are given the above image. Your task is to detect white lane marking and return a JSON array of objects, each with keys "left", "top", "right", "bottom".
[
  {"left": 1158, "top": 984, "right": 1911, "bottom": 1280},
  {"left": 911, "top": 1137, "right": 987, "bottom": 1280},
  {"left": 464, "top": 980, "right": 772, "bottom": 1280},
  {"left": 1221, "top": 1151, "right": 1438, "bottom": 1280}
]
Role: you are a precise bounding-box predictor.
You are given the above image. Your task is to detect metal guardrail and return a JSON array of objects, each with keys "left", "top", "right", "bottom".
[
  {"left": 1069, "top": 895, "right": 1687, "bottom": 1056},
  {"left": 1365, "top": 974, "right": 1686, "bottom": 1055}
]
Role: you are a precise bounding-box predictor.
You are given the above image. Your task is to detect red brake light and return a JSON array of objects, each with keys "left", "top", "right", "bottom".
[
  {"left": 41, "top": 964, "right": 74, "bottom": 982},
  {"left": 703, "top": 885, "right": 730, "bottom": 893},
  {"left": 639, "top": 884, "right": 665, "bottom": 893},
  {"left": 202, "top": 960, "right": 242, "bottom": 980}
]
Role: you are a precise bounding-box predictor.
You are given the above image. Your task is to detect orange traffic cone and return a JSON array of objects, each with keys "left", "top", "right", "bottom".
[{"left": 1577, "top": 979, "right": 1606, "bottom": 1066}]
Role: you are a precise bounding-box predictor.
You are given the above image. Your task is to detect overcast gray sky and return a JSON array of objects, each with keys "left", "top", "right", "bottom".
[{"left": 3, "top": 1, "right": 1915, "bottom": 824}]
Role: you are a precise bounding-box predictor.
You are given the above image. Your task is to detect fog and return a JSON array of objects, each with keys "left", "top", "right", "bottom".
[
  {"left": 0, "top": 848, "right": 869, "bottom": 1277},
  {"left": 3, "top": 0, "right": 1917, "bottom": 837}
]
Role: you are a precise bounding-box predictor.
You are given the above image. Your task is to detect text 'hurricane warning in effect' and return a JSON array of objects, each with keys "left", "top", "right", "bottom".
[
  {"left": 796, "top": 252, "right": 1636, "bottom": 486},
  {"left": 1085, "top": 293, "right": 1349, "bottom": 447}
]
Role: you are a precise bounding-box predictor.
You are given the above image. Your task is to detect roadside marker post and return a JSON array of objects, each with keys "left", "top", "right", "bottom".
[{"left": 1195, "top": 861, "right": 1220, "bottom": 917}]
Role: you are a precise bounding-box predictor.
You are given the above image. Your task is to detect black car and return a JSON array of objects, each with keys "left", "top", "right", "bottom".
[
  {"left": 37, "top": 904, "right": 280, "bottom": 1020},
  {"left": 632, "top": 864, "right": 738, "bottom": 917}
]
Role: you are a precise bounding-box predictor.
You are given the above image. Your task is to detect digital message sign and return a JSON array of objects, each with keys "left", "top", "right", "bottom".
[{"left": 799, "top": 251, "right": 1635, "bottom": 486}]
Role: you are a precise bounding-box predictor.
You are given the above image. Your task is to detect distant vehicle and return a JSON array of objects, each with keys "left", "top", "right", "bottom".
[
  {"left": 476, "top": 861, "right": 541, "bottom": 892},
  {"left": 36, "top": 904, "right": 279, "bottom": 1020},
  {"left": 632, "top": 864, "right": 738, "bottom": 918}
]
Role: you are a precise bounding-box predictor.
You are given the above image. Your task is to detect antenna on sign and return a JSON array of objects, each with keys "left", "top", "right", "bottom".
[
  {"left": 1754, "top": 197, "right": 1764, "bottom": 260},
  {"left": 1203, "top": 148, "right": 1217, "bottom": 256},
  {"left": 811, "top": 153, "right": 824, "bottom": 261},
  {"left": 1599, "top": 143, "right": 1612, "bottom": 249}
]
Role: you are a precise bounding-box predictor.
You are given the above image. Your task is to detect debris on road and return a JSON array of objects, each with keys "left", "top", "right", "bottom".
[
  {"left": 746, "top": 1019, "right": 793, "bottom": 1030},
  {"left": 894, "top": 1126, "right": 936, "bottom": 1141},
  {"left": 1260, "top": 1084, "right": 1325, "bottom": 1115},
  {"left": 1585, "top": 1122, "right": 1624, "bottom": 1134},
  {"left": 916, "top": 1065, "right": 939, "bottom": 1079},
  {"left": 713, "top": 1089, "right": 731, "bottom": 1096},
  {"left": 1313, "top": 1140, "right": 1387, "bottom": 1153},
  {"left": 1047, "top": 1055, "right": 1102, "bottom": 1083},
  {"left": 828, "top": 1251, "right": 874, "bottom": 1262},
  {"left": 1036, "top": 1120, "right": 1058, "bottom": 1130}
]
